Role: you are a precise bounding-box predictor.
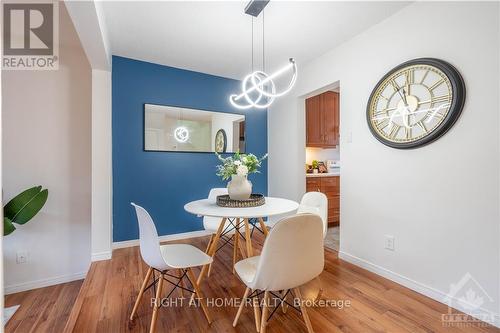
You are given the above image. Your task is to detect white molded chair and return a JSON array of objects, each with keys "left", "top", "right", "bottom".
[
  {"left": 203, "top": 188, "right": 229, "bottom": 231},
  {"left": 129, "top": 203, "right": 213, "bottom": 333},
  {"left": 297, "top": 191, "right": 328, "bottom": 300},
  {"left": 297, "top": 192, "right": 328, "bottom": 237},
  {"left": 233, "top": 214, "right": 324, "bottom": 333}
]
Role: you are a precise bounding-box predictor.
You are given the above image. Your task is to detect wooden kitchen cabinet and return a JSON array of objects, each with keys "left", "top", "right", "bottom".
[
  {"left": 306, "top": 176, "right": 340, "bottom": 225},
  {"left": 305, "top": 91, "right": 339, "bottom": 147}
]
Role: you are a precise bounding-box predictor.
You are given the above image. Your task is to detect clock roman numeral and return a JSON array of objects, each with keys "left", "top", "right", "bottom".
[
  {"left": 389, "top": 79, "right": 400, "bottom": 92},
  {"left": 420, "top": 69, "right": 430, "bottom": 84},
  {"left": 432, "top": 94, "right": 451, "bottom": 104},
  {"left": 375, "top": 118, "right": 389, "bottom": 130},
  {"left": 405, "top": 126, "right": 412, "bottom": 140},
  {"left": 417, "top": 121, "right": 428, "bottom": 133},
  {"left": 406, "top": 70, "right": 414, "bottom": 85},
  {"left": 429, "top": 78, "right": 445, "bottom": 91},
  {"left": 388, "top": 123, "right": 401, "bottom": 138},
  {"left": 426, "top": 110, "right": 445, "bottom": 123}
]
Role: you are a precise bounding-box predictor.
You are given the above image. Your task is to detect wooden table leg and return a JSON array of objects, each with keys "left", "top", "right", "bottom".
[
  {"left": 197, "top": 217, "right": 226, "bottom": 286},
  {"left": 258, "top": 217, "right": 269, "bottom": 237},
  {"left": 243, "top": 218, "right": 253, "bottom": 257},
  {"left": 233, "top": 218, "right": 240, "bottom": 273}
]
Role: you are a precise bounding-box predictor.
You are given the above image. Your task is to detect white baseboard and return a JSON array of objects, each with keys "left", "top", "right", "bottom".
[
  {"left": 112, "top": 229, "right": 213, "bottom": 249},
  {"left": 4, "top": 271, "right": 87, "bottom": 295},
  {"left": 338, "top": 251, "right": 500, "bottom": 328},
  {"left": 91, "top": 251, "right": 112, "bottom": 262}
]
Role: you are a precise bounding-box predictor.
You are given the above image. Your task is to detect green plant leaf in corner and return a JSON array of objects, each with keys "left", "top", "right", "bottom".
[
  {"left": 4, "top": 186, "right": 48, "bottom": 225},
  {"left": 4, "top": 217, "right": 16, "bottom": 236}
]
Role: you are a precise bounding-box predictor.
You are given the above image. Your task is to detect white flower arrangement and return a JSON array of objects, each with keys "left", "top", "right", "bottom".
[
  {"left": 236, "top": 165, "right": 249, "bottom": 176},
  {"left": 215, "top": 151, "right": 268, "bottom": 181}
]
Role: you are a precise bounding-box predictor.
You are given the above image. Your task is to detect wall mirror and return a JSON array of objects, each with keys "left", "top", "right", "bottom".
[{"left": 144, "top": 104, "right": 246, "bottom": 153}]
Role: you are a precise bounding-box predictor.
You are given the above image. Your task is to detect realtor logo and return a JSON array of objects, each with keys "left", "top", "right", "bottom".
[
  {"left": 442, "top": 272, "right": 496, "bottom": 327},
  {"left": 2, "top": 1, "right": 59, "bottom": 70}
]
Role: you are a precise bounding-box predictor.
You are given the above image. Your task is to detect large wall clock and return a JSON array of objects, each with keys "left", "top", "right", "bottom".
[
  {"left": 367, "top": 58, "right": 466, "bottom": 149},
  {"left": 214, "top": 129, "right": 227, "bottom": 153}
]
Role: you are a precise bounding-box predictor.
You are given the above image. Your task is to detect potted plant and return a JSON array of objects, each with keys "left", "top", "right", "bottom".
[
  {"left": 312, "top": 160, "right": 319, "bottom": 174},
  {"left": 215, "top": 152, "right": 267, "bottom": 200},
  {"left": 4, "top": 185, "right": 48, "bottom": 236},
  {"left": 3, "top": 185, "right": 48, "bottom": 324}
]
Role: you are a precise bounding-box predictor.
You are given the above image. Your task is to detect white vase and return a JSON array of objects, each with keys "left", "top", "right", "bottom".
[{"left": 227, "top": 175, "right": 252, "bottom": 200}]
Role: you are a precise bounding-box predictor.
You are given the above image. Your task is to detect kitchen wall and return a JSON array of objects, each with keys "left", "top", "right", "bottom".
[
  {"left": 305, "top": 147, "right": 340, "bottom": 165},
  {"left": 269, "top": 1, "right": 499, "bottom": 324},
  {"left": 112, "top": 56, "right": 268, "bottom": 242},
  {"left": 2, "top": 5, "right": 92, "bottom": 292}
]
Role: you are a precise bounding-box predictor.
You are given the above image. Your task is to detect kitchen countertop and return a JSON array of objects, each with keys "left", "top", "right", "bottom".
[{"left": 306, "top": 169, "right": 340, "bottom": 177}]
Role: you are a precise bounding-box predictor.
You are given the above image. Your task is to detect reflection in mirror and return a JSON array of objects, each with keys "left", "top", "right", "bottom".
[{"left": 144, "top": 104, "right": 246, "bottom": 153}]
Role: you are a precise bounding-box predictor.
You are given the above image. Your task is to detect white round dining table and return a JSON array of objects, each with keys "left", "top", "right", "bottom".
[
  {"left": 184, "top": 196, "right": 299, "bottom": 219},
  {"left": 184, "top": 197, "right": 299, "bottom": 284}
]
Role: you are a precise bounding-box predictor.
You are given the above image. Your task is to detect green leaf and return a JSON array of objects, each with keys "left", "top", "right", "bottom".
[
  {"left": 4, "top": 217, "right": 16, "bottom": 236},
  {"left": 4, "top": 186, "right": 48, "bottom": 225}
]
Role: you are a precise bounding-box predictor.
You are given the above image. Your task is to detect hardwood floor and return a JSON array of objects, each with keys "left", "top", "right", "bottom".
[
  {"left": 5, "top": 279, "right": 83, "bottom": 333},
  {"left": 5, "top": 234, "right": 499, "bottom": 333}
]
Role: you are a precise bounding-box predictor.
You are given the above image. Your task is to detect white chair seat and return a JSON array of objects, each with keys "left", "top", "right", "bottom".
[
  {"left": 234, "top": 255, "right": 260, "bottom": 285},
  {"left": 160, "top": 243, "right": 213, "bottom": 269}
]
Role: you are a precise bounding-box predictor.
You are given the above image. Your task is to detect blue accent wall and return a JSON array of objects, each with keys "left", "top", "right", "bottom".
[{"left": 112, "top": 56, "right": 268, "bottom": 242}]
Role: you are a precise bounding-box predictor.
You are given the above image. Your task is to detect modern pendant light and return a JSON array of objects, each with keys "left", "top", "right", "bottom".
[
  {"left": 174, "top": 108, "right": 189, "bottom": 143},
  {"left": 229, "top": 1, "right": 297, "bottom": 109}
]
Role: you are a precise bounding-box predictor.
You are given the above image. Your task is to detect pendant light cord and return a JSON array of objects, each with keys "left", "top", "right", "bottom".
[
  {"left": 262, "top": 10, "right": 265, "bottom": 73},
  {"left": 251, "top": 17, "right": 254, "bottom": 72}
]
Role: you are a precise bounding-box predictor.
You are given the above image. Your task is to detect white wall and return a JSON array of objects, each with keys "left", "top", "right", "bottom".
[
  {"left": 269, "top": 1, "right": 499, "bottom": 324},
  {"left": 2, "top": 5, "right": 92, "bottom": 293},
  {"left": 91, "top": 70, "right": 112, "bottom": 261}
]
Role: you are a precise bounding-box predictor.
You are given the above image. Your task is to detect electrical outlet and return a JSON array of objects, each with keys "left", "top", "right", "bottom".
[
  {"left": 384, "top": 235, "right": 395, "bottom": 251},
  {"left": 16, "top": 251, "right": 28, "bottom": 264},
  {"left": 347, "top": 131, "right": 353, "bottom": 143}
]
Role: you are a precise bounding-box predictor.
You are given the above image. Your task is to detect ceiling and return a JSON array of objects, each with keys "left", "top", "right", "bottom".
[{"left": 101, "top": 1, "right": 410, "bottom": 79}]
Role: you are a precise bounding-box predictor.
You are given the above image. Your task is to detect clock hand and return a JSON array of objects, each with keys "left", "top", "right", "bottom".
[
  {"left": 402, "top": 88, "right": 408, "bottom": 105},
  {"left": 394, "top": 86, "right": 405, "bottom": 103}
]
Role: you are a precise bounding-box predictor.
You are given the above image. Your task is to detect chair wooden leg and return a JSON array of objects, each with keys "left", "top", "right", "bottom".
[
  {"left": 149, "top": 272, "right": 164, "bottom": 333},
  {"left": 281, "top": 290, "right": 289, "bottom": 314},
  {"left": 130, "top": 266, "right": 153, "bottom": 321},
  {"left": 293, "top": 287, "right": 314, "bottom": 333},
  {"left": 206, "top": 234, "right": 214, "bottom": 277},
  {"left": 205, "top": 234, "right": 214, "bottom": 253},
  {"left": 252, "top": 290, "right": 261, "bottom": 332},
  {"left": 315, "top": 276, "right": 323, "bottom": 301},
  {"left": 197, "top": 218, "right": 226, "bottom": 286},
  {"left": 186, "top": 268, "right": 212, "bottom": 324},
  {"left": 233, "top": 287, "right": 250, "bottom": 327},
  {"left": 207, "top": 261, "right": 214, "bottom": 277},
  {"left": 260, "top": 291, "right": 270, "bottom": 333},
  {"left": 178, "top": 269, "right": 184, "bottom": 298}
]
